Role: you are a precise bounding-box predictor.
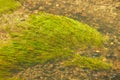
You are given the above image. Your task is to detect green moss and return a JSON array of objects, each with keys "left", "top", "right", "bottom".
[
  {"left": 64, "top": 54, "right": 112, "bottom": 70},
  {"left": 0, "top": 12, "right": 109, "bottom": 79},
  {"left": 7, "top": 77, "right": 22, "bottom": 80},
  {"left": 0, "top": 0, "right": 21, "bottom": 15}
]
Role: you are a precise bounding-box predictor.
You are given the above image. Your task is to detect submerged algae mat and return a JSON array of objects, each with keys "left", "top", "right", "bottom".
[
  {"left": 0, "top": 0, "right": 21, "bottom": 15},
  {"left": 0, "top": 12, "right": 111, "bottom": 79}
]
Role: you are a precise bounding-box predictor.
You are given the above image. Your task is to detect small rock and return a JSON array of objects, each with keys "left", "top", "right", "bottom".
[
  {"left": 56, "top": 4, "right": 59, "bottom": 7},
  {"left": 95, "top": 50, "right": 100, "bottom": 53}
]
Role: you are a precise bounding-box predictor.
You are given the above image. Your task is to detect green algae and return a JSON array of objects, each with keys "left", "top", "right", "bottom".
[
  {"left": 0, "top": 12, "right": 110, "bottom": 79},
  {"left": 0, "top": 0, "right": 21, "bottom": 15}
]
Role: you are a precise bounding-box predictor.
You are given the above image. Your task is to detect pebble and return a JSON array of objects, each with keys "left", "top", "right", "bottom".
[
  {"left": 95, "top": 50, "right": 100, "bottom": 53},
  {"left": 56, "top": 4, "right": 59, "bottom": 7}
]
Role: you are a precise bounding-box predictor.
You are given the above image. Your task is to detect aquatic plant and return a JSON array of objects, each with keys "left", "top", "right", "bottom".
[
  {"left": 0, "top": 12, "right": 110, "bottom": 79},
  {"left": 0, "top": 0, "right": 20, "bottom": 15}
]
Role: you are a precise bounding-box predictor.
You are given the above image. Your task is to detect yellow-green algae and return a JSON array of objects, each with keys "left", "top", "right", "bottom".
[
  {"left": 0, "top": 0, "right": 21, "bottom": 15},
  {"left": 0, "top": 12, "right": 111, "bottom": 79},
  {"left": 64, "top": 54, "right": 111, "bottom": 70}
]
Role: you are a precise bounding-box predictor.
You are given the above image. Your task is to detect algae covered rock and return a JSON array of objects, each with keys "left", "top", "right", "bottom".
[{"left": 0, "top": 12, "right": 110, "bottom": 79}]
